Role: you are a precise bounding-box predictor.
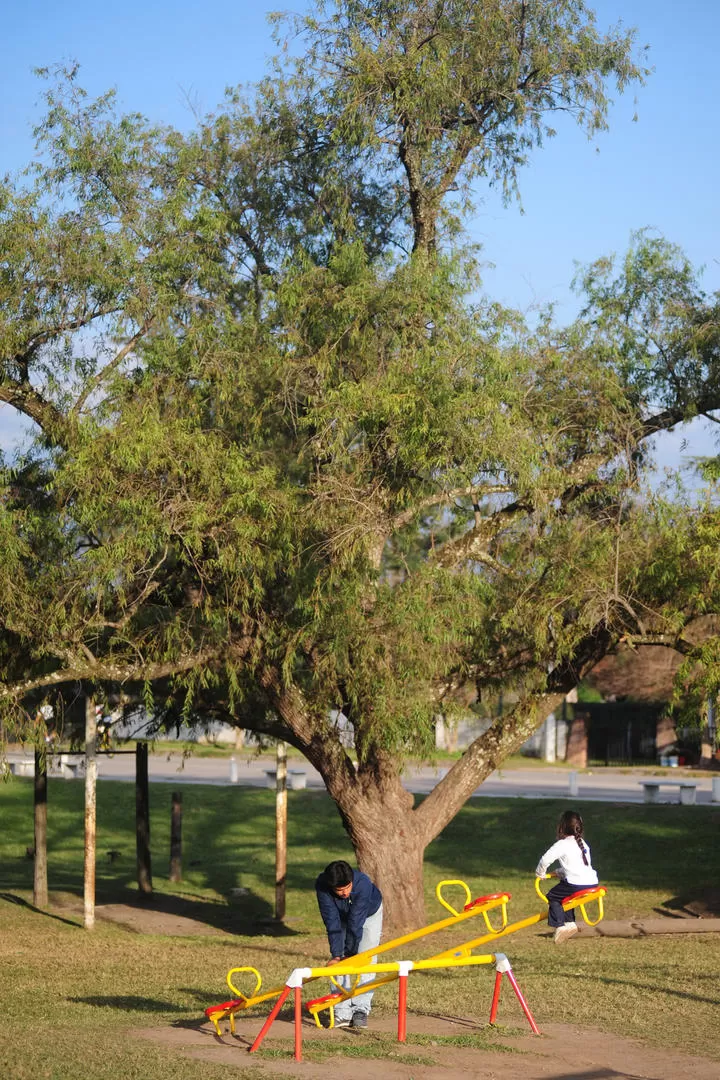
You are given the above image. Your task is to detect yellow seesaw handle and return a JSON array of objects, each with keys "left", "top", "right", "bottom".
[
  {"left": 480, "top": 897, "right": 509, "bottom": 933},
  {"left": 227, "top": 966, "right": 262, "bottom": 1000},
  {"left": 535, "top": 873, "right": 555, "bottom": 904},
  {"left": 436, "top": 879, "right": 472, "bottom": 917}
]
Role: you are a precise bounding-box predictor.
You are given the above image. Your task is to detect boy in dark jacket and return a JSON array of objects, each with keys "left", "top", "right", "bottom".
[{"left": 315, "top": 860, "right": 383, "bottom": 1028}]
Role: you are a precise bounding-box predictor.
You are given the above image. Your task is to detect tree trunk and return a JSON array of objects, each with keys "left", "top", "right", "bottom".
[
  {"left": 319, "top": 695, "right": 571, "bottom": 935},
  {"left": 327, "top": 760, "right": 428, "bottom": 936},
  {"left": 169, "top": 791, "right": 182, "bottom": 883},
  {"left": 352, "top": 817, "right": 427, "bottom": 936},
  {"left": 266, "top": 677, "right": 569, "bottom": 935},
  {"left": 33, "top": 748, "right": 48, "bottom": 908}
]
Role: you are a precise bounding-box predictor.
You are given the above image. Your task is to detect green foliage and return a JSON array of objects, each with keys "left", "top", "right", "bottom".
[
  {"left": 281, "top": 0, "right": 647, "bottom": 248},
  {"left": 575, "top": 229, "right": 720, "bottom": 418},
  {"left": 1, "top": 4, "right": 719, "bottom": 894},
  {"left": 576, "top": 680, "right": 604, "bottom": 703}
]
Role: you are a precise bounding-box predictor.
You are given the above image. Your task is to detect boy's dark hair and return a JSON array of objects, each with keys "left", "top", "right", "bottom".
[
  {"left": 324, "top": 860, "right": 354, "bottom": 888},
  {"left": 557, "top": 810, "right": 589, "bottom": 865}
]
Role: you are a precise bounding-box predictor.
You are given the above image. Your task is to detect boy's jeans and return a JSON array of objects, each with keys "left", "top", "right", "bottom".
[{"left": 334, "top": 904, "right": 383, "bottom": 1020}]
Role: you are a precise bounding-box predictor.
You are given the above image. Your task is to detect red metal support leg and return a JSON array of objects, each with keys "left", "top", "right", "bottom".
[
  {"left": 294, "top": 985, "right": 303, "bottom": 1061},
  {"left": 505, "top": 969, "right": 540, "bottom": 1035},
  {"left": 398, "top": 974, "right": 408, "bottom": 1043},
  {"left": 489, "top": 970, "right": 503, "bottom": 1024},
  {"left": 249, "top": 985, "right": 292, "bottom": 1053}
]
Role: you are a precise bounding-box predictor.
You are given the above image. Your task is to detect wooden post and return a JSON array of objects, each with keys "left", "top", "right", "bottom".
[
  {"left": 275, "top": 741, "right": 287, "bottom": 921},
  {"left": 169, "top": 791, "right": 182, "bottom": 883},
  {"left": 136, "top": 742, "right": 153, "bottom": 894},
  {"left": 33, "top": 747, "right": 48, "bottom": 908},
  {"left": 84, "top": 698, "right": 98, "bottom": 929},
  {"left": 701, "top": 699, "right": 715, "bottom": 765}
]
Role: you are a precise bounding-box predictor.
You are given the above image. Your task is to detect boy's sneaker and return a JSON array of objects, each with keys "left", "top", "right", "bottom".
[
  {"left": 351, "top": 1011, "right": 368, "bottom": 1029},
  {"left": 334, "top": 1015, "right": 352, "bottom": 1028},
  {"left": 553, "top": 923, "right": 579, "bottom": 945}
]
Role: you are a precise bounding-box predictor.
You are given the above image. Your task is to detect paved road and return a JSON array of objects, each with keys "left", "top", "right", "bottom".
[{"left": 9, "top": 750, "right": 718, "bottom": 805}]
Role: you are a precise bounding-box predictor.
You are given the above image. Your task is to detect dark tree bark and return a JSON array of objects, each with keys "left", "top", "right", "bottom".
[
  {"left": 169, "top": 791, "right": 182, "bottom": 883},
  {"left": 136, "top": 742, "right": 153, "bottom": 895}
]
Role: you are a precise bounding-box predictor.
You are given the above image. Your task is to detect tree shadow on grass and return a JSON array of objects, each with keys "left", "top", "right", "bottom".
[
  {"left": 95, "top": 883, "right": 301, "bottom": 937},
  {"left": 558, "top": 969, "right": 718, "bottom": 1008},
  {"left": 659, "top": 886, "right": 720, "bottom": 918},
  {"left": 0, "top": 891, "right": 81, "bottom": 928},
  {"left": 69, "top": 994, "right": 188, "bottom": 1013}
]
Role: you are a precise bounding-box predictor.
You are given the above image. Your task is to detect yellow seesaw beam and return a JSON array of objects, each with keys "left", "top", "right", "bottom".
[
  {"left": 205, "top": 882, "right": 509, "bottom": 1034},
  {"left": 305, "top": 955, "right": 497, "bottom": 978}
]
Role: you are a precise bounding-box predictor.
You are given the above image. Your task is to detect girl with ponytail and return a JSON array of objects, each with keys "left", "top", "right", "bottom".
[{"left": 535, "top": 810, "right": 599, "bottom": 944}]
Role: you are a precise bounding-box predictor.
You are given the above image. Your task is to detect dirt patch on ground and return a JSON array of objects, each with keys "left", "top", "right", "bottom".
[
  {"left": 95, "top": 903, "right": 227, "bottom": 936},
  {"left": 48, "top": 893, "right": 283, "bottom": 937},
  {"left": 136, "top": 1013, "right": 719, "bottom": 1080},
  {"left": 48, "top": 895, "right": 229, "bottom": 935}
]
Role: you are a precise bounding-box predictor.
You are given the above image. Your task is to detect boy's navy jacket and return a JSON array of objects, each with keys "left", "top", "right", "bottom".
[{"left": 315, "top": 869, "right": 382, "bottom": 957}]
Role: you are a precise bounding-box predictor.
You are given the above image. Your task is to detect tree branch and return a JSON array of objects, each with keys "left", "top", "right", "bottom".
[
  {"left": 0, "top": 383, "right": 66, "bottom": 434},
  {"left": 72, "top": 316, "right": 155, "bottom": 416},
  {"left": 415, "top": 622, "right": 616, "bottom": 840},
  {"left": 0, "top": 640, "right": 252, "bottom": 702}
]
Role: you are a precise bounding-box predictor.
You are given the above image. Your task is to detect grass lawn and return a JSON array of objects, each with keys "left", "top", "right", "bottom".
[{"left": 0, "top": 779, "right": 719, "bottom": 1078}]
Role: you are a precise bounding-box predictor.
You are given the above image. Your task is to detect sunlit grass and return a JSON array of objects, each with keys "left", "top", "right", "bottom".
[{"left": 0, "top": 779, "right": 718, "bottom": 1076}]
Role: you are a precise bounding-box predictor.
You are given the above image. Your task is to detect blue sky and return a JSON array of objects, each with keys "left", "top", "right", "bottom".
[{"left": 2, "top": 0, "right": 719, "bottom": 468}]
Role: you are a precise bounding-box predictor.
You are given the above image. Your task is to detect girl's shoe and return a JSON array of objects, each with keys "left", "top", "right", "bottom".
[{"left": 553, "top": 923, "right": 579, "bottom": 944}]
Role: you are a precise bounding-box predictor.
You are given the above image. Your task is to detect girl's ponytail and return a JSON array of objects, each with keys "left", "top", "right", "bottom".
[{"left": 557, "top": 810, "right": 589, "bottom": 865}]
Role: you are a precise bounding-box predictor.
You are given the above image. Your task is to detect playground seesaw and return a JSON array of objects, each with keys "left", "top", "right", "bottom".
[
  {"left": 204, "top": 875, "right": 607, "bottom": 1059},
  {"left": 248, "top": 949, "right": 537, "bottom": 1062},
  {"left": 303, "top": 875, "right": 606, "bottom": 1028},
  {"left": 205, "top": 882, "right": 510, "bottom": 1035}
]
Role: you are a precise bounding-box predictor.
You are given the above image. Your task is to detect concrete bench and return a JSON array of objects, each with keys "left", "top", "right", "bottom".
[
  {"left": 8, "top": 759, "right": 35, "bottom": 777},
  {"left": 8, "top": 755, "right": 83, "bottom": 779},
  {"left": 50, "top": 754, "right": 83, "bottom": 778},
  {"left": 640, "top": 780, "right": 697, "bottom": 805},
  {"left": 265, "top": 769, "right": 308, "bottom": 790}
]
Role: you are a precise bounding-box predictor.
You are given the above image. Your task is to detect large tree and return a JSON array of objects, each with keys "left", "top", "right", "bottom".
[{"left": 3, "top": 3, "right": 720, "bottom": 931}]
